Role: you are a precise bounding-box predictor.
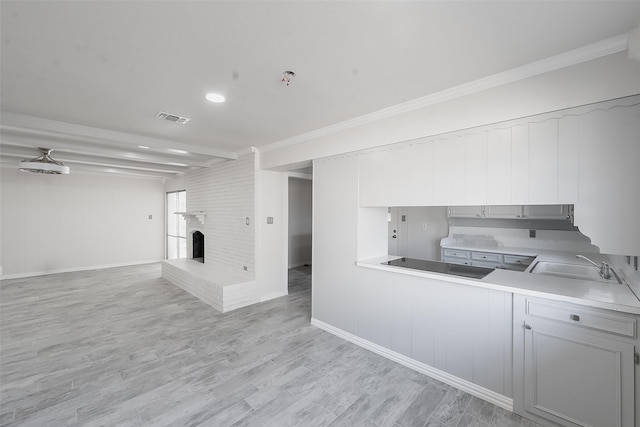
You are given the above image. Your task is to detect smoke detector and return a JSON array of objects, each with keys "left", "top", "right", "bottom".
[
  {"left": 19, "top": 149, "right": 70, "bottom": 174},
  {"left": 156, "top": 112, "right": 190, "bottom": 124}
]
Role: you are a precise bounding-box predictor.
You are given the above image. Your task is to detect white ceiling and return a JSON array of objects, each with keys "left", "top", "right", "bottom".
[{"left": 1, "top": 1, "right": 640, "bottom": 178}]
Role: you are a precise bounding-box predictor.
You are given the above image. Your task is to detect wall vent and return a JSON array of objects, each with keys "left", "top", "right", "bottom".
[{"left": 156, "top": 112, "right": 190, "bottom": 124}]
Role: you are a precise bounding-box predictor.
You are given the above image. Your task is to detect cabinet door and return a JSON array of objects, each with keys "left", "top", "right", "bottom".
[
  {"left": 447, "top": 206, "right": 483, "bottom": 218},
  {"left": 486, "top": 127, "right": 512, "bottom": 205},
  {"left": 528, "top": 119, "right": 559, "bottom": 204},
  {"left": 511, "top": 123, "right": 529, "bottom": 205},
  {"left": 484, "top": 205, "right": 523, "bottom": 219},
  {"left": 387, "top": 145, "right": 412, "bottom": 206},
  {"left": 463, "top": 133, "right": 487, "bottom": 205},
  {"left": 522, "top": 205, "right": 567, "bottom": 219},
  {"left": 558, "top": 115, "right": 580, "bottom": 203},
  {"left": 359, "top": 150, "right": 388, "bottom": 206},
  {"left": 432, "top": 139, "right": 454, "bottom": 205},
  {"left": 523, "top": 319, "right": 635, "bottom": 427},
  {"left": 410, "top": 140, "right": 434, "bottom": 205}
]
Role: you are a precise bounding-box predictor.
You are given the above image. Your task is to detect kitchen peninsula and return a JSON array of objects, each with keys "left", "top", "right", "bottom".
[{"left": 311, "top": 97, "right": 640, "bottom": 427}]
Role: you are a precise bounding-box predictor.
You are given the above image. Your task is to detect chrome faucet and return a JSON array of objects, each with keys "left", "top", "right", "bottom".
[{"left": 576, "top": 254, "right": 612, "bottom": 280}]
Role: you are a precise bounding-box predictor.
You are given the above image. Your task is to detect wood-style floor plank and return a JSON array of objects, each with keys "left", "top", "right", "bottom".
[{"left": 1, "top": 264, "right": 540, "bottom": 426}]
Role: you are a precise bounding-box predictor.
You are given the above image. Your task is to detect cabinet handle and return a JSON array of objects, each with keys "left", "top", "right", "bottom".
[
  {"left": 570, "top": 314, "right": 580, "bottom": 322},
  {"left": 523, "top": 323, "right": 532, "bottom": 330}
]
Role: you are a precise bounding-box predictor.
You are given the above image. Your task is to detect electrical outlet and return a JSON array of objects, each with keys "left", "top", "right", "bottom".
[
  {"left": 529, "top": 229, "right": 536, "bottom": 238},
  {"left": 243, "top": 266, "right": 248, "bottom": 271},
  {"left": 148, "top": 214, "right": 152, "bottom": 220},
  {"left": 267, "top": 217, "right": 273, "bottom": 224}
]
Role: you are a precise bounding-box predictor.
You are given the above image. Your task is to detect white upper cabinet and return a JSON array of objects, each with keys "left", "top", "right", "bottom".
[
  {"left": 388, "top": 145, "right": 412, "bottom": 206},
  {"left": 463, "top": 133, "right": 487, "bottom": 205},
  {"left": 557, "top": 115, "right": 580, "bottom": 203},
  {"left": 486, "top": 128, "right": 512, "bottom": 205},
  {"left": 359, "top": 145, "right": 412, "bottom": 207},
  {"left": 522, "top": 204, "right": 569, "bottom": 220},
  {"left": 358, "top": 97, "right": 637, "bottom": 255},
  {"left": 447, "top": 205, "right": 484, "bottom": 218},
  {"left": 432, "top": 139, "right": 455, "bottom": 206},
  {"left": 410, "top": 140, "right": 434, "bottom": 206},
  {"left": 358, "top": 149, "right": 386, "bottom": 206},
  {"left": 511, "top": 123, "right": 529, "bottom": 205},
  {"left": 528, "top": 119, "right": 559, "bottom": 204},
  {"left": 484, "top": 205, "right": 523, "bottom": 219}
]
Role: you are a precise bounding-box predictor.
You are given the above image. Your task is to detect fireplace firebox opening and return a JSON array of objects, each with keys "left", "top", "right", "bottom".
[{"left": 193, "top": 231, "right": 204, "bottom": 263}]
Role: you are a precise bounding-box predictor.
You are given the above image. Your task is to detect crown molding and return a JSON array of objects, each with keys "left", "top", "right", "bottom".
[
  {"left": 0, "top": 112, "right": 237, "bottom": 160},
  {"left": 260, "top": 33, "right": 628, "bottom": 153}
]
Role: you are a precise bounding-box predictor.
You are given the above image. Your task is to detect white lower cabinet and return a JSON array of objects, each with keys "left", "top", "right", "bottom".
[
  {"left": 513, "top": 295, "right": 638, "bottom": 427},
  {"left": 441, "top": 247, "right": 535, "bottom": 272}
]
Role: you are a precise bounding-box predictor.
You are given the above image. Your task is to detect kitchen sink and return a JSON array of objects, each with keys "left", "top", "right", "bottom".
[{"left": 529, "top": 261, "right": 623, "bottom": 284}]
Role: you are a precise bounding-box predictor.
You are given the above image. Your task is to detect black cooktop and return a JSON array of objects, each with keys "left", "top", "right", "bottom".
[{"left": 383, "top": 257, "right": 494, "bottom": 279}]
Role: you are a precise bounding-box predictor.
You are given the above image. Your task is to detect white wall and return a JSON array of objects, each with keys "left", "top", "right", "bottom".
[
  {"left": 256, "top": 169, "right": 288, "bottom": 301},
  {"left": 261, "top": 52, "right": 640, "bottom": 171},
  {"left": 288, "top": 177, "right": 312, "bottom": 268},
  {"left": 165, "top": 175, "right": 186, "bottom": 193},
  {"left": 0, "top": 168, "right": 164, "bottom": 277},
  {"left": 398, "top": 206, "right": 449, "bottom": 261}
]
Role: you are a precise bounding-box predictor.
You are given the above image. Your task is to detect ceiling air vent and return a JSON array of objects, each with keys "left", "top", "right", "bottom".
[{"left": 156, "top": 112, "right": 190, "bottom": 124}]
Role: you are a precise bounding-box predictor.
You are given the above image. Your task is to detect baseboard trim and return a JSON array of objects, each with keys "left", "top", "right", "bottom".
[
  {"left": 288, "top": 262, "right": 311, "bottom": 269},
  {"left": 259, "top": 290, "right": 288, "bottom": 303},
  {"left": 310, "top": 317, "right": 513, "bottom": 412},
  {"left": 0, "top": 260, "right": 162, "bottom": 281}
]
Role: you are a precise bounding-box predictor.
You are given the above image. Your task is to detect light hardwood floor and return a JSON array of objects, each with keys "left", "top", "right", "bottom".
[{"left": 0, "top": 264, "right": 540, "bottom": 426}]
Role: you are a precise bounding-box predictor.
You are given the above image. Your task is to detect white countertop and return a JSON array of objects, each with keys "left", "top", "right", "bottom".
[{"left": 357, "top": 254, "right": 640, "bottom": 315}]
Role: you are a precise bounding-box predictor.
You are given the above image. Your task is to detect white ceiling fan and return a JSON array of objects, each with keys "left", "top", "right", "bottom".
[{"left": 19, "top": 148, "right": 70, "bottom": 175}]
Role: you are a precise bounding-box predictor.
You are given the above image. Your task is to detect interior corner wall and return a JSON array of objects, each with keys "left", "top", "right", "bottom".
[
  {"left": 0, "top": 167, "right": 165, "bottom": 277},
  {"left": 288, "top": 177, "right": 312, "bottom": 268},
  {"left": 185, "top": 152, "right": 256, "bottom": 277}
]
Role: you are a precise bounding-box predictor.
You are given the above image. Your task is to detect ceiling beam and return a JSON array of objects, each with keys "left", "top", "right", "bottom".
[
  {"left": 0, "top": 136, "right": 215, "bottom": 168},
  {"left": 0, "top": 111, "right": 238, "bottom": 160},
  {"left": 0, "top": 147, "right": 190, "bottom": 174}
]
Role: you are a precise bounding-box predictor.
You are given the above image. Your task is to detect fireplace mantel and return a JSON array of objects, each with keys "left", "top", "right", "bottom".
[{"left": 175, "top": 211, "right": 207, "bottom": 225}]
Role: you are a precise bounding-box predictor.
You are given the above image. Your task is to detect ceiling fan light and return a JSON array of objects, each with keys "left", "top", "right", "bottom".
[{"left": 19, "top": 149, "right": 70, "bottom": 174}]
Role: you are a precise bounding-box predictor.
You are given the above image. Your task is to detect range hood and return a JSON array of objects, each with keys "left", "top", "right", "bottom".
[{"left": 19, "top": 149, "right": 70, "bottom": 174}]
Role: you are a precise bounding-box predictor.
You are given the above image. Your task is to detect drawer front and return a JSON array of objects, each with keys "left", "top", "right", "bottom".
[
  {"left": 472, "top": 252, "right": 501, "bottom": 263},
  {"left": 503, "top": 254, "right": 535, "bottom": 266},
  {"left": 471, "top": 260, "right": 502, "bottom": 269},
  {"left": 443, "top": 249, "right": 470, "bottom": 260},
  {"left": 442, "top": 256, "right": 471, "bottom": 266},
  {"left": 526, "top": 298, "right": 636, "bottom": 338}
]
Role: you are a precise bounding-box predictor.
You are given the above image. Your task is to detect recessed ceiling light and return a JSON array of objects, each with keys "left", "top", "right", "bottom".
[
  {"left": 205, "top": 93, "right": 225, "bottom": 103},
  {"left": 168, "top": 148, "right": 188, "bottom": 154},
  {"left": 138, "top": 145, "right": 149, "bottom": 149}
]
